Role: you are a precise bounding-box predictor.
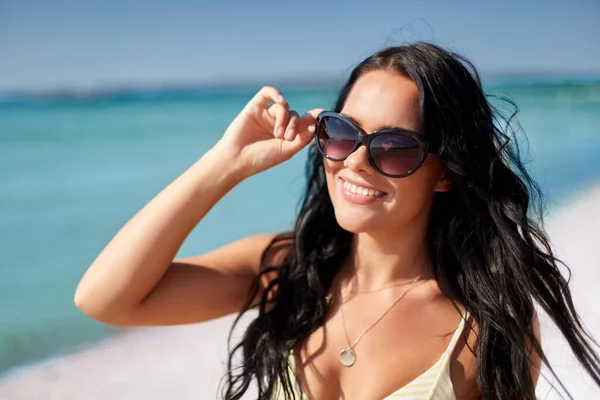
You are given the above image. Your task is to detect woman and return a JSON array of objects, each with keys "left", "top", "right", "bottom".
[{"left": 75, "top": 43, "right": 600, "bottom": 399}]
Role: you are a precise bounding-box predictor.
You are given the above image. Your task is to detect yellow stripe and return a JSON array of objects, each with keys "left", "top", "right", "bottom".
[
  {"left": 386, "top": 389, "right": 431, "bottom": 397},
  {"left": 405, "top": 380, "right": 441, "bottom": 388},
  {"left": 435, "top": 372, "right": 453, "bottom": 400}
]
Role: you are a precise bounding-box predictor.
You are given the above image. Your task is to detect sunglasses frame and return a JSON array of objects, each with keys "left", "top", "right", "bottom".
[{"left": 314, "top": 111, "right": 433, "bottom": 178}]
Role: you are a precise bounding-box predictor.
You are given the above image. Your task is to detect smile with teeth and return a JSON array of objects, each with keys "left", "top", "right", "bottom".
[{"left": 342, "top": 180, "right": 385, "bottom": 197}]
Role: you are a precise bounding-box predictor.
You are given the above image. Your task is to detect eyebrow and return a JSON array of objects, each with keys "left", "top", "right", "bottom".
[{"left": 340, "top": 112, "right": 417, "bottom": 133}]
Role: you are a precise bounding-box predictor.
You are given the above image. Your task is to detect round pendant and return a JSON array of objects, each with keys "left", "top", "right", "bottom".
[{"left": 339, "top": 348, "right": 356, "bottom": 367}]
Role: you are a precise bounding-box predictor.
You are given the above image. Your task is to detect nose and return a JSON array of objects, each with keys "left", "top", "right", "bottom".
[{"left": 343, "top": 144, "right": 374, "bottom": 175}]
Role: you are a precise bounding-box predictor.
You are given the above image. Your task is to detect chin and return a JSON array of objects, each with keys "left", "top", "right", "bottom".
[
  {"left": 332, "top": 204, "right": 386, "bottom": 234},
  {"left": 334, "top": 218, "right": 372, "bottom": 234}
]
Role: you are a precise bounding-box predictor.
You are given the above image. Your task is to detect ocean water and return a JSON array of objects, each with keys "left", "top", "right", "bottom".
[{"left": 1, "top": 80, "right": 600, "bottom": 378}]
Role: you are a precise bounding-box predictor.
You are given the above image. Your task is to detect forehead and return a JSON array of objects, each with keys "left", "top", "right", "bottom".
[{"left": 341, "top": 70, "right": 422, "bottom": 133}]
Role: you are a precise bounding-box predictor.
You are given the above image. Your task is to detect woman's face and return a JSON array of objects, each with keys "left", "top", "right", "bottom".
[{"left": 325, "top": 69, "right": 451, "bottom": 234}]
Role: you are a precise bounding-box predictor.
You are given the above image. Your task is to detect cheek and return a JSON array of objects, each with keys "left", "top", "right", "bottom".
[
  {"left": 386, "top": 160, "right": 443, "bottom": 215},
  {"left": 324, "top": 160, "right": 340, "bottom": 195},
  {"left": 324, "top": 158, "right": 340, "bottom": 179},
  {"left": 406, "top": 156, "right": 444, "bottom": 191}
]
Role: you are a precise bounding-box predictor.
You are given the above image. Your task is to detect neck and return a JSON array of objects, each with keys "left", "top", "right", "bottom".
[{"left": 342, "top": 220, "right": 433, "bottom": 291}]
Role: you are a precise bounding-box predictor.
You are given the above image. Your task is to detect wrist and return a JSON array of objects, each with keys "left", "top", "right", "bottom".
[{"left": 202, "top": 141, "right": 250, "bottom": 183}]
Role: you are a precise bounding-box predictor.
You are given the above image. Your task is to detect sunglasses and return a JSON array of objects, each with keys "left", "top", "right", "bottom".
[{"left": 314, "top": 111, "right": 433, "bottom": 178}]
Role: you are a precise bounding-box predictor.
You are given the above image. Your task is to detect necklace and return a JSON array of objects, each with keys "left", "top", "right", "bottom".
[
  {"left": 338, "top": 275, "right": 423, "bottom": 367},
  {"left": 347, "top": 276, "right": 424, "bottom": 295},
  {"left": 324, "top": 275, "right": 419, "bottom": 307}
]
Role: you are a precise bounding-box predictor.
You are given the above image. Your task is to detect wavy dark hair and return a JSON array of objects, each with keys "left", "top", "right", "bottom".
[{"left": 222, "top": 42, "right": 600, "bottom": 399}]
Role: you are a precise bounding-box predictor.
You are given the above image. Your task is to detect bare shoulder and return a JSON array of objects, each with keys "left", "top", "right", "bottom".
[
  {"left": 444, "top": 300, "right": 542, "bottom": 399},
  {"left": 529, "top": 310, "right": 542, "bottom": 385},
  {"left": 451, "top": 310, "right": 481, "bottom": 399}
]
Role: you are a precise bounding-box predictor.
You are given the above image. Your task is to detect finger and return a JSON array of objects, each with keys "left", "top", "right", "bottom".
[
  {"left": 267, "top": 102, "right": 290, "bottom": 138},
  {"left": 284, "top": 110, "right": 300, "bottom": 141},
  {"left": 297, "top": 108, "right": 325, "bottom": 134},
  {"left": 306, "top": 108, "right": 325, "bottom": 119},
  {"left": 250, "top": 86, "right": 286, "bottom": 110},
  {"left": 281, "top": 119, "right": 318, "bottom": 156}
]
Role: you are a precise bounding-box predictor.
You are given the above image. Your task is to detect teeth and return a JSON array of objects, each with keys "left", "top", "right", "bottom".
[{"left": 342, "top": 180, "right": 383, "bottom": 197}]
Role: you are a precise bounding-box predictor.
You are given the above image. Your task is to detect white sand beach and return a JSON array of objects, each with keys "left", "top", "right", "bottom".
[
  {"left": 1, "top": 187, "right": 599, "bottom": 400},
  {"left": 536, "top": 185, "right": 600, "bottom": 399}
]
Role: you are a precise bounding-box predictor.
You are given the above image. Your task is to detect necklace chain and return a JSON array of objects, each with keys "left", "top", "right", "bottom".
[
  {"left": 338, "top": 274, "right": 423, "bottom": 365},
  {"left": 345, "top": 275, "right": 423, "bottom": 295}
]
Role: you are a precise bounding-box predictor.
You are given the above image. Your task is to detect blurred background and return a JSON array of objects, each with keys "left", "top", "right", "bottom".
[{"left": 1, "top": 0, "right": 599, "bottom": 398}]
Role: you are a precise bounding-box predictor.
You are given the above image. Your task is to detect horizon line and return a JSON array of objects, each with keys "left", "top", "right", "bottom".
[{"left": 2, "top": 69, "right": 600, "bottom": 99}]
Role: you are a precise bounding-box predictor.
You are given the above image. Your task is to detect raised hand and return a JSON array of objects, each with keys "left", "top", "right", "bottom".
[{"left": 216, "top": 86, "right": 323, "bottom": 177}]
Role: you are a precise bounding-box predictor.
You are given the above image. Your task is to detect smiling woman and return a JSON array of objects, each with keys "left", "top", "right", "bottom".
[{"left": 74, "top": 42, "right": 600, "bottom": 400}]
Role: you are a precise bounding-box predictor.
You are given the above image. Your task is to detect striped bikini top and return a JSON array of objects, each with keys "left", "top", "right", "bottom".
[{"left": 273, "top": 312, "right": 469, "bottom": 400}]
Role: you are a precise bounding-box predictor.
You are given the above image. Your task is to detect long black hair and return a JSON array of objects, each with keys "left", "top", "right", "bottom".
[{"left": 222, "top": 42, "right": 600, "bottom": 399}]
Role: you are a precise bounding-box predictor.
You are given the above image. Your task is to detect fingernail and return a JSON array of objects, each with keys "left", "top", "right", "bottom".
[
  {"left": 308, "top": 124, "right": 316, "bottom": 133},
  {"left": 285, "top": 129, "right": 295, "bottom": 140},
  {"left": 277, "top": 95, "right": 284, "bottom": 103},
  {"left": 277, "top": 126, "right": 284, "bottom": 138}
]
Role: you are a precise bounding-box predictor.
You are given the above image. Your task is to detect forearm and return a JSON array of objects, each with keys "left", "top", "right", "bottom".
[{"left": 74, "top": 144, "right": 245, "bottom": 315}]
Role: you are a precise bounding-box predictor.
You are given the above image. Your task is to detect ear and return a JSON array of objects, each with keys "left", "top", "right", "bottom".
[{"left": 434, "top": 165, "right": 453, "bottom": 193}]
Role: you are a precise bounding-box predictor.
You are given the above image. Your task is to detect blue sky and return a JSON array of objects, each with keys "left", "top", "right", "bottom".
[{"left": 1, "top": 0, "right": 599, "bottom": 92}]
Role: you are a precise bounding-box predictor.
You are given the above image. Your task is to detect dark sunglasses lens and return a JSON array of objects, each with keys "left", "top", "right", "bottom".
[
  {"left": 317, "top": 116, "right": 356, "bottom": 159},
  {"left": 369, "top": 133, "right": 422, "bottom": 176}
]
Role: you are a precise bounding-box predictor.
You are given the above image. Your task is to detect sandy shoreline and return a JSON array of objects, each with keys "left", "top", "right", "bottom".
[
  {"left": 1, "top": 186, "right": 599, "bottom": 399},
  {"left": 536, "top": 184, "right": 600, "bottom": 398}
]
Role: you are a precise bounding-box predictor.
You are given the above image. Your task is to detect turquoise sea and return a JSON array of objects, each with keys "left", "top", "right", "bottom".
[{"left": 1, "top": 80, "right": 600, "bottom": 378}]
